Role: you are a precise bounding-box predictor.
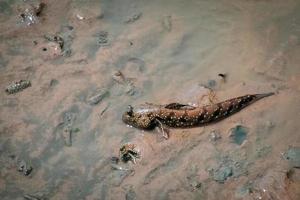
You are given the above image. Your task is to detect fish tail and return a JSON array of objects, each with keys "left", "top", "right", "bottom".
[{"left": 255, "top": 92, "right": 275, "bottom": 100}]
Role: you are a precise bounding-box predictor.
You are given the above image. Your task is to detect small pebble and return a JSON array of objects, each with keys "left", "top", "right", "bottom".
[
  {"left": 18, "top": 160, "right": 33, "bottom": 176},
  {"left": 209, "top": 130, "right": 221, "bottom": 142}
]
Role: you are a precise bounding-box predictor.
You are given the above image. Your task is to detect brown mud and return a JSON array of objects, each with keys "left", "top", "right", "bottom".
[{"left": 0, "top": 0, "right": 300, "bottom": 199}]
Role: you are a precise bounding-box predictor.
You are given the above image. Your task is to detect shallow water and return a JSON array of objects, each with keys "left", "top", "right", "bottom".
[{"left": 1, "top": 0, "right": 300, "bottom": 199}]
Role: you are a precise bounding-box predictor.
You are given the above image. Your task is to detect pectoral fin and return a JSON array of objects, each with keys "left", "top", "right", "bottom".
[{"left": 155, "top": 119, "right": 169, "bottom": 139}]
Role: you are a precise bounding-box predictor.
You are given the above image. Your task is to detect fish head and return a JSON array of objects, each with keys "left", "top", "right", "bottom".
[{"left": 122, "top": 105, "right": 156, "bottom": 129}]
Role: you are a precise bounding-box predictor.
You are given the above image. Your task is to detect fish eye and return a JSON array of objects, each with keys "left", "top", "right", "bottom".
[{"left": 127, "top": 105, "right": 133, "bottom": 116}]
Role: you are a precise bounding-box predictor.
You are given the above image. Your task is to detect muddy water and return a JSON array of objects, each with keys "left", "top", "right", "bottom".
[{"left": 1, "top": 0, "right": 300, "bottom": 199}]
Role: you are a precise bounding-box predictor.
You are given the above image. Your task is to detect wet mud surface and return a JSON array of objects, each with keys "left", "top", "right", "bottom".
[{"left": 1, "top": 0, "right": 300, "bottom": 199}]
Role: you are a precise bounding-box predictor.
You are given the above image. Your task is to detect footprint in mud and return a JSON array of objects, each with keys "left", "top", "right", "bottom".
[
  {"left": 0, "top": 53, "right": 8, "bottom": 69},
  {"left": 284, "top": 147, "right": 300, "bottom": 168},
  {"left": 62, "top": 113, "right": 76, "bottom": 147},
  {"left": 124, "top": 185, "right": 137, "bottom": 200},
  {"left": 96, "top": 31, "right": 109, "bottom": 47},
  {"left": 162, "top": 15, "right": 172, "bottom": 32},
  {"left": 124, "top": 12, "right": 142, "bottom": 24},
  {"left": 112, "top": 57, "right": 147, "bottom": 96},
  {"left": 122, "top": 57, "right": 145, "bottom": 74},
  {"left": 0, "top": 146, "right": 33, "bottom": 177},
  {"left": 229, "top": 125, "right": 249, "bottom": 145},
  {"left": 209, "top": 155, "right": 249, "bottom": 183},
  {"left": 85, "top": 31, "right": 110, "bottom": 58},
  {"left": 56, "top": 25, "right": 75, "bottom": 57},
  {"left": 36, "top": 25, "right": 74, "bottom": 60},
  {"left": 86, "top": 88, "right": 109, "bottom": 105},
  {"left": 17, "top": 159, "right": 33, "bottom": 176},
  {"left": 143, "top": 138, "right": 203, "bottom": 185},
  {"left": 37, "top": 40, "right": 63, "bottom": 60},
  {"left": 110, "top": 168, "right": 134, "bottom": 187},
  {"left": 111, "top": 70, "right": 142, "bottom": 97},
  {"left": 54, "top": 106, "right": 80, "bottom": 147}
]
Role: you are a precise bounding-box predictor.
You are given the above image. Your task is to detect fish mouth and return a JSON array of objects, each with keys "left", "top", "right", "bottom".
[
  {"left": 122, "top": 112, "right": 136, "bottom": 127},
  {"left": 122, "top": 105, "right": 135, "bottom": 126}
]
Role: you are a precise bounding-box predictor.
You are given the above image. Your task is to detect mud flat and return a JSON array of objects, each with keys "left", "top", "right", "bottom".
[{"left": 0, "top": 0, "right": 300, "bottom": 199}]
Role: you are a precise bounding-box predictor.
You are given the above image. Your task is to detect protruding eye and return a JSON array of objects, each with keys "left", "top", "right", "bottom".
[{"left": 127, "top": 105, "right": 133, "bottom": 116}]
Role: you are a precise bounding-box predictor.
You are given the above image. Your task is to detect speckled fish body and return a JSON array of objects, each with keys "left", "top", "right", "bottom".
[{"left": 122, "top": 93, "right": 274, "bottom": 129}]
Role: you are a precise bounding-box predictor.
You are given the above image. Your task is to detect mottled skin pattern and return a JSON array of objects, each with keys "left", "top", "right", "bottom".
[{"left": 122, "top": 93, "right": 274, "bottom": 129}]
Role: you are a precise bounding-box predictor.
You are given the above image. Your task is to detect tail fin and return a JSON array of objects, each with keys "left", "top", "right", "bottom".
[{"left": 255, "top": 92, "right": 275, "bottom": 100}]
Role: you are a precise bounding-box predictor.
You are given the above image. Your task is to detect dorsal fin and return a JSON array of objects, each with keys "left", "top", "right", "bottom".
[{"left": 165, "top": 103, "right": 196, "bottom": 110}]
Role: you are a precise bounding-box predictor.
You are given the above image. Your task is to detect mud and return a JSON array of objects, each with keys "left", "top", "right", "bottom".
[{"left": 1, "top": 0, "right": 300, "bottom": 199}]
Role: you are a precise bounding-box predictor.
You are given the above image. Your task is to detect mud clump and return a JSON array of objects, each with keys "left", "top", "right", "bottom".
[
  {"left": 187, "top": 175, "right": 202, "bottom": 190},
  {"left": 108, "top": 144, "right": 139, "bottom": 186},
  {"left": 96, "top": 31, "right": 109, "bottom": 46},
  {"left": 17, "top": 159, "right": 33, "bottom": 176},
  {"left": 19, "top": 2, "right": 46, "bottom": 26},
  {"left": 119, "top": 143, "right": 140, "bottom": 164},
  {"left": 5, "top": 80, "right": 31, "bottom": 94},
  {"left": 60, "top": 112, "right": 78, "bottom": 147},
  {"left": 36, "top": 26, "right": 74, "bottom": 59},
  {"left": 44, "top": 34, "right": 64, "bottom": 49}
]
